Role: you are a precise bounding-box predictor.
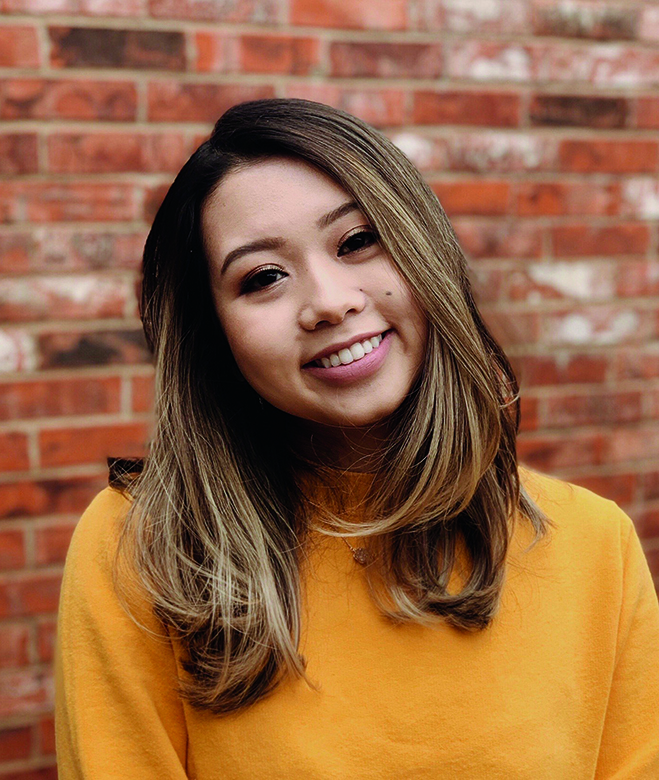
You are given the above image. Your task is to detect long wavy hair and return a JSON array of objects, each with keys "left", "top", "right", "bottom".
[{"left": 113, "top": 97, "right": 551, "bottom": 715}]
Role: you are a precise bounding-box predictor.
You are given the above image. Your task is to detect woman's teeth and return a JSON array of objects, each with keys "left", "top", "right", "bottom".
[{"left": 317, "top": 334, "right": 384, "bottom": 368}]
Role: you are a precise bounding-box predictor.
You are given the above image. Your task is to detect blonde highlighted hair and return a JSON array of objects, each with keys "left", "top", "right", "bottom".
[{"left": 113, "top": 98, "right": 550, "bottom": 714}]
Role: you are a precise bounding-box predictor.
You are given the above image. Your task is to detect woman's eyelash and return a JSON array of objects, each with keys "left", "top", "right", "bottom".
[
  {"left": 240, "top": 266, "right": 286, "bottom": 294},
  {"left": 338, "top": 228, "right": 379, "bottom": 256}
]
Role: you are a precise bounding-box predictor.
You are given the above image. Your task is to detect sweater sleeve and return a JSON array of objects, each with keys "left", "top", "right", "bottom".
[
  {"left": 55, "top": 488, "right": 190, "bottom": 779},
  {"left": 595, "top": 508, "right": 659, "bottom": 779}
]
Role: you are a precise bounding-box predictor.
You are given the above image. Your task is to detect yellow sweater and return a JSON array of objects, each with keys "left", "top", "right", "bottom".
[{"left": 56, "top": 469, "right": 659, "bottom": 778}]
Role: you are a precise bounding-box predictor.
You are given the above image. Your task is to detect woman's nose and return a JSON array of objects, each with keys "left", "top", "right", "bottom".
[{"left": 298, "top": 260, "right": 366, "bottom": 331}]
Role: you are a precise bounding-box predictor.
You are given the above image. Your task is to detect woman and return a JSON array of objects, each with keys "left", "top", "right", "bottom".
[{"left": 56, "top": 98, "right": 659, "bottom": 778}]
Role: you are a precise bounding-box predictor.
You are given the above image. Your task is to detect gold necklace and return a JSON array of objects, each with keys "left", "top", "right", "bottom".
[{"left": 341, "top": 536, "right": 371, "bottom": 566}]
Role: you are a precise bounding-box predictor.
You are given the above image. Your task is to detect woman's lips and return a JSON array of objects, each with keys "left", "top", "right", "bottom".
[{"left": 302, "top": 330, "right": 393, "bottom": 386}]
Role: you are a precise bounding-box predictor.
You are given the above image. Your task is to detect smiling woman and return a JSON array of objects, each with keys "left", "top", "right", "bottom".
[{"left": 55, "top": 99, "right": 659, "bottom": 778}]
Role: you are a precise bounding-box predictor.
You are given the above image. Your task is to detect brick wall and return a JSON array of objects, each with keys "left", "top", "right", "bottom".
[{"left": 1, "top": 0, "right": 659, "bottom": 775}]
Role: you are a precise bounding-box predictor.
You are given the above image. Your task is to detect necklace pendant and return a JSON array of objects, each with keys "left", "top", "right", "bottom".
[{"left": 352, "top": 547, "right": 370, "bottom": 566}]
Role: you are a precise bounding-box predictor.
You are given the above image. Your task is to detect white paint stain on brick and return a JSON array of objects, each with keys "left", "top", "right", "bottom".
[
  {"left": 0, "top": 276, "right": 127, "bottom": 313},
  {"left": 449, "top": 43, "right": 532, "bottom": 82},
  {"left": 528, "top": 262, "right": 609, "bottom": 300},
  {"left": 449, "top": 132, "right": 547, "bottom": 171},
  {"left": 390, "top": 132, "right": 436, "bottom": 169},
  {"left": 0, "top": 330, "right": 37, "bottom": 373},
  {"left": 622, "top": 179, "right": 659, "bottom": 219},
  {"left": 552, "top": 310, "right": 640, "bottom": 345},
  {"left": 639, "top": 6, "right": 659, "bottom": 42},
  {"left": 442, "top": 0, "right": 529, "bottom": 32}
]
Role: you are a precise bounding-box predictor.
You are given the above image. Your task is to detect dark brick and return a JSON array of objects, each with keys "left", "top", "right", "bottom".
[
  {"left": 530, "top": 94, "right": 629, "bottom": 129},
  {"left": 533, "top": 4, "right": 637, "bottom": 40},
  {"left": 0, "top": 134, "right": 38, "bottom": 174},
  {"left": 38, "top": 329, "right": 151, "bottom": 369},
  {"left": 49, "top": 26, "right": 186, "bottom": 70}
]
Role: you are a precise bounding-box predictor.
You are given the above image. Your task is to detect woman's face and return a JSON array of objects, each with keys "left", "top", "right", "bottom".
[{"left": 203, "top": 156, "right": 427, "bottom": 429}]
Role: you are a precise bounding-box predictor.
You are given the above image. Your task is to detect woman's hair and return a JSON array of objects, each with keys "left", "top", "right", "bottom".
[{"left": 114, "top": 97, "right": 551, "bottom": 715}]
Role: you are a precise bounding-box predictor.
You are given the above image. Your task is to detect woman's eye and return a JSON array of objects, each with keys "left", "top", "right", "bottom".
[
  {"left": 240, "top": 267, "right": 286, "bottom": 294},
  {"left": 338, "top": 229, "right": 378, "bottom": 257}
]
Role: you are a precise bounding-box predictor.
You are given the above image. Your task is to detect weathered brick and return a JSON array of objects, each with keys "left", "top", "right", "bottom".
[
  {"left": 0, "top": 475, "right": 105, "bottom": 519},
  {"left": 0, "top": 377, "right": 121, "bottom": 420},
  {"left": 508, "top": 260, "right": 615, "bottom": 302},
  {"left": 0, "top": 134, "right": 39, "bottom": 175},
  {"left": 194, "top": 31, "right": 240, "bottom": 72},
  {"left": 0, "top": 78, "right": 137, "bottom": 121},
  {"left": 445, "top": 131, "right": 554, "bottom": 173},
  {"left": 330, "top": 41, "right": 442, "bottom": 79},
  {"left": 637, "top": 97, "right": 659, "bottom": 129},
  {"left": 47, "top": 132, "right": 189, "bottom": 173},
  {"left": 0, "top": 275, "right": 130, "bottom": 322},
  {"left": 0, "top": 329, "right": 37, "bottom": 373},
  {"left": 38, "top": 715, "right": 55, "bottom": 755},
  {"left": 542, "top": 306, "right": 649, "bottom": 346},
  {"left": 542, "top": 390, "right": 643, "bottom": 428},
  {"left": 559, "top": 139, "right": 658, "bottom": 174},
  {"left": 387, "top": 131, "right": 447, "bottom": 171},
  {"left": 413, "top": 90, "right": 520, "bottom": 127},
  {"left": 0, "top": 182, "right": 140, "bottom": 223},
  {"left": 148, "top": 0, "right": 282, "bottom": 22},
  {"left": 616, "top": 261, "right": 659, "bottom": 297},
  {"left": 639, "top": 5, "right": 659, "bottom": 43},
  {"left": 419, "top": 0, "right": 529, "bottom": 34},
  {"left": 518, "top": 395, "right": 538, "bottom": 433},
  {"left": 481, "top": 309, "right": 540, "bottom": 345},
  {"left": 0, "top": 725, "right": 31, "bottom": 760},
  {"left": 614, "top": 347, "right": 659, "bottom": 380},
  {"left": 144, "top": 183, "right": 169, "bottom": 222},
  {"left": 40, "top": 422, "right": 149, "bottom": 467},
  {"left": 0, "top": 667, "right": 54, "bottom": 717},
  {"left": 0, "top": 623, "right": 30, "bottom": 668},
  {"left": 3, "top": 0, "right": 143, "bottom": 11},
  {"left": 530, "top": 94, "right": 629, "bottom": 129},
  {"left": 446, "top": 41, "right": 541, "bottom": 82},
  {"left": 0, "top": 25, "right": 40, "bottom": 67},
  {"left": 241, "top": 34, "right": 320, "bottom": 75},
  {"left": 38, "top": 329, "right": 150, "bottom": 369},
  {"left": 608, "top": 426, "right": 659, "bottom": 463},
  {"left": 431, "top": 180, "right": 510, "bottom": 216},
  {"left": 452, "top": 218, "right": 543, "bottom": 259},
  {"left": 34, "top": 522, "right": 77, "bottom": 565},
  {"left": 49, "top": 26, "right": 185, "bottom": 70},
  {"left": 32, "top": 229, "right": 145, "bottom": 271},
  {"left": 37, "top": 619, "right": 56, "bottom": 664},
  {"left": 470, "top": 262, "right": 507, "bottom": 304},
  {"left": 546, "top": 44, "right": 659, "bottom": 88},
  {"left": 636, "top": 509, "right": 659, "bottom": 540},
  {"left": 147, "top": 81, "right": 275, "bottom": 122},
  {"left": 573, "top": 473, "right": 636, "bottom": 507},
  {"left": 290, "top": 0, "right": 406, "bottom": 30},
  {"left": 517, "top": 182, "right": 620, "bottom": 217},
  {"left": 0, "top": 528, "right": 26, "bottom": 569},
  {"left": 642, "top": 471, "right": 659, "bottom": 502},
  {"left": 284, "top": 84, "right": 406, "bottom": 127},
  {"left": 552, "top": 223, "right": 650, "bottom": 257},
  {"left": 0, "top": 233, "right": 34, "bottom": 273},
  {"left": 518, "top": 430, "right": 606, "bottom": 471},
  {"left": 0, "top": 765, "right": 58, "bottom": 780},
  {"left": 0, "top": 432, "right": 30, "bottom": 471},
  {"left": 0, "top": 575, "right": 62, "bottom": 619},
  {"left": 621, "top": 179, "right": 659, "bottom": 220},
  {"left": 515, "top": 352, "right": 609, "bottom": 387},
  {"left": 132, "top": 372, "right": 154, "bottom": 412},
  {"left": 533, "top": 1, "right": 637, "bottom": 40}
]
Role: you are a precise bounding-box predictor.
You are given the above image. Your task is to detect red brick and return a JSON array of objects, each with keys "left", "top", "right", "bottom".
[
  {"left": 515, "top": 352, "right": 609, "bottom": 387},
  {"left": 241, "top": 34, "right": 319, "bottom": 75},
  {"left": 330, "top": 41, "right": 442, "bottom": 78},
  {"left": 0, "top": 275, "right": 130, "bottom": 322},
  {"left": 446, "top": 41, "right": 541, "bottom": 82},
  {"left": 518, "top": 431, "right": 607, "bottom": 471},
  {"left": 518, "top": 395, "right": 538, "bottom": 433},
  {"left": 0, "top": 575, "right": 61, "bottom": 619},
  {"left": 194, "top": 31, "right": 240, "bottom": 72},
  {"left": 0, "top": 529, "right": 26, "bottom": 569},
  {"left": 542, "top": 391, "right": 643, "bottom": 428},
  {"left": 0, "top": 377, "right": 121, "bottom": 421},
  {"left": 48, "top": 131, "right": 189, "bottom": 174},
  {"left": 507, "top": 260, "right": 615, "bottom": 303},
  {"left": 0, "top": 78, "right": 137, "bottom": 121},
  {"left": 424, "top": 0, "right": 529, "bottom": 34},
  {"left": 386, "top": 131, "right": 447, "bottom": 172},
  {"left": 0, "top": 623, "right": 30, "bottom": 667},
  {"left": 32, "top": 230, "right": 145, "bottom": 271},
  {"left": 38, "top": 329, "right": 150, "bottom": 369},
  {"left": 0, "top": 329, "right": 37, "bottom": 372},
  {"left": 445, "top": 131, "right": 554, "bottom": 173},
  {"left": 552, "top": 223, "right": 650, "bottom": 257},
  {"left": 132, "top": 373, "right": 154, "bottom": 413},
  {"left": 616, "top": 261, "right": 659, "bottom": 297},
  {"left": 614, "top": 347, "right": 659, "bottom": 380},
  {"left": 0, "top": 233, "right": 34, "bottom": 273},
  {"left": 0, "top": 725, "right": 31, "bottom": 760},
  {"left": 637, "top": 97, "right": 659, "bottom": 129},
  {"left": 413, "top": 90, "right": 520, "bottom": 127},
  {"left": 290, "top": 0, "right": 406, "bottom": 29},
  {"left": 643, "top": 471, "right": 659, "bottom": 502},
  {"left": 40, "top": 422, "right": 148, "bottom": 468},
  {"left": 636, "top": 509, "right": 659, "bottom": 540},
  {"left": 517, "top": 182, "right": 620, "bottom": 217},
  {"left": 452, "top": 218, "right": 543, "bottom": 259},
  {"left": 542, "top": 306, "right": 649, "bottom": 347},
  {"left": 546, "top": 44, "right": 659, "bottom": 88},
  {"left": 0, "top": 475, "right": 105, "bottom": 520},
  {"left": 147, "top": 81, "right": 275, "bottom": 122},
  {"left": 621, "top": 178, "right": 659, "bottom": 220},
  {"left": 532, "top": 1, "right": 637, "bottom": 40},
  {"left": 431, "top": 180, "right": 510, "bottom": 216},
  {"left": 0, "top": 25, "right": 40, "bottom": 67},
  {"left": 49, "top": 26, "right": 185, "bottom": 70},
  {"left": 0, "top": 134, "right": 38, "bottom": 175},
  {"left": 38, "top": 715, "right": 55, "bottom": 755},
  {"left": 284, "top": 84, "right": 406, "bottom": 127},
  {"left": 0, "top": 432, "right": 29, "bottom": 471},
  {"left": 36, "top": 619, "right": 56, "bottom": 665},
  {"left": 144, "top": 182, "right": 169, "bottom": 222},
  {"left": 0, "top": 767, "right": 57, "bottom": 780},
  {"left": 0, "top": 667, "right": 54, "bottom": 717},
  {"left": 470, "top": 263, "right": 507, "bottom": 304},
  {"left": 481, "top": 309, "right": 539, "bottom": 345},
  {"left": 559, "top": 140, "right": 658, "bottom": 174},
  {"left": 529, "top": 94, "right": 629, "bottom": 129},
  {"left": 3, "top": 0, "right": 143, "bottom": 11},
  {"left": 34, "top": 521, "right": 77, "bottom": 565},
  {"left": 148, "top": 0, "right": 283, "bottom": 22},
  {"left": 571, "top": 473, "right": 637, "bottom": 507},
  {"left": 0, "top": 182, "right": 140, "bottom": 224},
  {"left": 608, "top": 426, "right": 659, "bottom": 463},
  {"left": 639, "top": 6, "right": 659, "bottom": 43}
]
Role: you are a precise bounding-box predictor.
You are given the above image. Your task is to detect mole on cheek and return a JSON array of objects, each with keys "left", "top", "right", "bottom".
[{"left": 385, "top": 291, "right": 393, "bottom": 296}]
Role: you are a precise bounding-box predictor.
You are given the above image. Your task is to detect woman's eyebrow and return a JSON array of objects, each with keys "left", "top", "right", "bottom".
[{"left": 219, "top": 201, "right": 361, "bottom": 275}]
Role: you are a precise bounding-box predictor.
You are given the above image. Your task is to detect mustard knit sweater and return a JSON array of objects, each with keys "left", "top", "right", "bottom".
[{"left": 55, "top": 468, "right": 659, "bottom": 778}]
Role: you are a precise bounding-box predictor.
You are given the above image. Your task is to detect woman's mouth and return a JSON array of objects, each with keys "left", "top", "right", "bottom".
[
  {"left": 313, "top": 333, "right": 385, "bottom": 368},
  {"left": 303, "top": 331, "right": 393, "bottom": 386}
]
